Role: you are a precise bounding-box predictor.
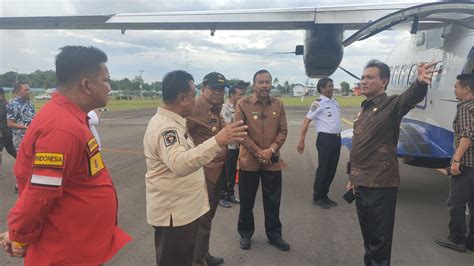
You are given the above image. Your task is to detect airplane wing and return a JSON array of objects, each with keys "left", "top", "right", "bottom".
[
  {"left": 343, "top": 2, "right": 474, "bottom": 47},
  {"left": 0, "top": 3, "right": 419, "bottom": 32}
]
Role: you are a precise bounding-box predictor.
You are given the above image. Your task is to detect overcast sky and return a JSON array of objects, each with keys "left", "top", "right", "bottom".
[{"left": 0, "top": 0, "right": 435, "bottom": 87}]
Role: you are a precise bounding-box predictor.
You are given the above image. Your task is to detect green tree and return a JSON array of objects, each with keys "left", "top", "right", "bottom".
[{"left": 340, "top": 81, "right": 351, "bottom": 95}]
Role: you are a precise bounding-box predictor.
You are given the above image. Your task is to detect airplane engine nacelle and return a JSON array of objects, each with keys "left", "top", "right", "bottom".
[{"left": 304, "top": 25, "right": 344, "bottom": 78}]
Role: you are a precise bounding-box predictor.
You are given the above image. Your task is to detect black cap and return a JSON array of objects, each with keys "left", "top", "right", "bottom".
[
  {"left": 235, "top": 80, "right": 250, "bottom": 89},
  {"left": 203, "top": 72, "right": 227, "bottom": 89}
]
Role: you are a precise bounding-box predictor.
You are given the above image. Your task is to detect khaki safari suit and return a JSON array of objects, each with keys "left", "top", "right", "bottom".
[{"left": 144, "top": 107, "right": 223, "bottom": 266}]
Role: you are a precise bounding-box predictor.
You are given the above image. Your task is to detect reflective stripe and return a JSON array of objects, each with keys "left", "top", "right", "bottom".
[{"left": 31, "top": 174, "right": 62, "bottom": 186}]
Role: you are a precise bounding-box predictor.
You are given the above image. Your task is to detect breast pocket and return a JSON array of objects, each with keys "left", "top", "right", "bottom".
[{"left": 324, "top": 107, "right": 335, "bottom": 122}]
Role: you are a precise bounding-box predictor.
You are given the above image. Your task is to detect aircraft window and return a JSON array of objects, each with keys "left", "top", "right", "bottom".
[
  {"left": 398, "top": 65, "right": 408, "bottom": 87},
  {"left": 407, "top": 64, "right": 418, "bottom": 85},
  {"left": 430, "top": 62, "right": 443, "bottom": 90},
  {"left": 392, "top": 66, "right": 400, "bottom": 86}
]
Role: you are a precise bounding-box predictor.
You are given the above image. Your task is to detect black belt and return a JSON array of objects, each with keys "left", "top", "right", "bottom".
[{"left": 318, "top": 132, "right": 341, "bottom": 137}]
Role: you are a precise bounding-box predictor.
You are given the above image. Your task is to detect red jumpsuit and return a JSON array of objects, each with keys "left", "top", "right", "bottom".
[{"left": 8, "top": 92, "right": 131, "bottom": 265}]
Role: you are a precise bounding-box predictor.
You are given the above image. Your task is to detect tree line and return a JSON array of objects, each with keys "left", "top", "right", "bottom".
[
  {"left": 0, "top": 70, "right": 162, "bottom": 92},
  {"left": 0, "top": 70, "right": 353, "bottom": 95}
]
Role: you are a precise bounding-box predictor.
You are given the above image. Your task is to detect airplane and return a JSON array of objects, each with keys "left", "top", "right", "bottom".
[{"left": 0, "top": 1, "right": 473, "bottom": 169}]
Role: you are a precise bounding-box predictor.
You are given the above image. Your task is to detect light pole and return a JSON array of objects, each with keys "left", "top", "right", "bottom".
[{"left": 139, "top": 70, "right": 144, "bottom": 99}]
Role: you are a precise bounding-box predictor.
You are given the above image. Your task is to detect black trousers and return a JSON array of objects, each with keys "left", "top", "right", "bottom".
[
  {"left": 0, "top": 136, "right": 17, "bottom": 159},
  {"left": 313, "top": 132, "right": 341, "bottom": 200},
  {"left": 194, "top": 175, "right": 223, "bottom": 265},
  {"left": 448, "top": 165, "right": 474, "bottom": 245},
  {"left": 153, "top": 214, "right": 204, "bottom": 266},
  {"left": 220, "top": 148, "right": 239, "bottom": 199},
  {"left": 238, "top": 170, "right": 282, "bottom": 241},
  {"left": 355, "top": 186, "right": 398, "bottom": 266}
]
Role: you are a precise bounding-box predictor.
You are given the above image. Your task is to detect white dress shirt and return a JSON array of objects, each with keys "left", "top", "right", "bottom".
[{"left": 306, "top": 95, "right": 341, "bottom": 134}]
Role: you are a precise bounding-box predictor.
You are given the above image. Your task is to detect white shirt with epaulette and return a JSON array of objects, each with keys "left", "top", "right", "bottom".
[
  {"left": 306, "top": 95, "right": 342, "bottom": 134},
  {"left": 143, "top": 107, "right": 222, "bottom": 227}
]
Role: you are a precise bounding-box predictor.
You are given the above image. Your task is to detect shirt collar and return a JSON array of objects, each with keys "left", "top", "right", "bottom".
[
  {"left": 319, "top": 95, "right": 332, "bottom": 102},
  {"left": 457, "top": 98, "right": 474, "bottom": 108},
  {"left": 51, "top": 92, "right": 87, "bottom": 123},
  {"left": 251, "top": 93, "right": 272, "bottom": 105},
  {"left": 361, "top": 93, "right": 387, "bottom": 108},
  {"left": 158, "top": 107, "right": 187, "bottom": 128}
]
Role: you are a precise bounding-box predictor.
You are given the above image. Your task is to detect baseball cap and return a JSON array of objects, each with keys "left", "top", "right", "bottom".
[{"left": 203, "top": 72, "right": 227, "bottom": 89}]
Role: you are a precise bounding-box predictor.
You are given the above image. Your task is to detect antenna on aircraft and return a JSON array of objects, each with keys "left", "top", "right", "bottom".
[
  {"left": 410, "top": 15, "right": 419, "bottom": 34},
  {"left": 273, "top": 45, "right": 304, "bottom": 55},
  {"left": 338, "top": 66, "right": 360, "bottom": 81}
]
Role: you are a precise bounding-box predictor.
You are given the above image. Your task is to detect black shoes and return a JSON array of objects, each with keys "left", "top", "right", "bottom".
[
  {"left": 313, "top": 197, "right": 337, "bottom": 209},
  {"left": 268, "top": 238, "right": 290, "bottom": 251},
  {"left": 240, "top": 237, "right": 290, "bottom": 251},
  {"left": 466, "top": 240, "right": 474, "bottom": 251},
  {"left": 218, "top": 199, "right": 231, "bottom": 208},
  {"left": 435, "top": 238, "right": 467, "bottom": 252},
  {"left": 240, "top": 237, "right": 251, "bottom": 250},
  {"left": 228, "top": 195, "right": 240, "bottom": 204},
  {"left": 325, "top": 197, "right": 337, "bottom": 207},
  {"left": 313, "top": 199, "right": 330, "bottom": 209},
  {"left": 206, "top": 255, "right": 224, "bottom": 265}
]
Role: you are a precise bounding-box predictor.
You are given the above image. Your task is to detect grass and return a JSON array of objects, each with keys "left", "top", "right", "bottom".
[
  {"left": 280, "top": 95, "right": 364, "bottom": 107},
  {"left": 31, "top": 95, "right": 364, "bottom": 112}
]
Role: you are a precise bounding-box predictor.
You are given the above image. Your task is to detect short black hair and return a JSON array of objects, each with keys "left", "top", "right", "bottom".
[
  {"left": 0, "top": 87, "right": 4, "bottom": 95},
  {"left": 229, "top": 86, "right": 244, "bottom": 97},
  {"left": 253, "top": 69, "right": 272, "bottom": 83},
  {"left": 316, "top": 77, "right": 333, "bottom": 93},
  {"left": 456, "top": 73, "right": 474, "bottom": 93},
  {"left": 55, "top": 45, "right": 108, "bottom": 86},
  {"left": 364, "top": 59, "right": 390, "bottom": 90},
  {"left": 13, "top": 82, "right": 28, "bottom": 93},
  {"left": 162, "top": 70, "right": 194, "bottom": 104}
]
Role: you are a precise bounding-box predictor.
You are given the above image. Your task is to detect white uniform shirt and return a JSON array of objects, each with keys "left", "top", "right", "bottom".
[
  {"left": 144, "top": 108, "right": 222, "bottom": 227},
  {"left": 306, "top": 95, "right": 342, "bottom": 134},
  {"left": 87, "top": 110, "right": 101, "bottom": 150}
]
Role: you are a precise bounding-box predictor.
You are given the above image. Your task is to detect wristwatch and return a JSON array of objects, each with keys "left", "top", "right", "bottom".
[{"left": 270, "top": 147, "right": 276, "bottom": 154}]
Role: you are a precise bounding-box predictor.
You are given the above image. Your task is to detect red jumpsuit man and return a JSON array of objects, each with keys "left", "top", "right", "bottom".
[{"left": 0, "top": 45, "right": 131, "bottom": 265}]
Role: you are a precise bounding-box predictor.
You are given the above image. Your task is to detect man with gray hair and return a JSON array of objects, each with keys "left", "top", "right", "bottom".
[{"left": 347, "top": 59, "right": 436, "bottom": 265}]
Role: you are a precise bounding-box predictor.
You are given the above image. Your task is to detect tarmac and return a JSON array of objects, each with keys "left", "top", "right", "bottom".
[{"left": 0, "top": 106, "right": 472, "bottom": 265}]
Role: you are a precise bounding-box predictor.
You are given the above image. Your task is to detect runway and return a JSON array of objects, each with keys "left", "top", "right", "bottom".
[{"left": 0, "top": 106, "right": 472, "bottom": 265}]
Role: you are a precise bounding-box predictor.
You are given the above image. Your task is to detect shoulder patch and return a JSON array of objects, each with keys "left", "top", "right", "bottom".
[
  {"left": 34, "top": 152, "right": 64, "bottom": 168},
  {"left": 163, "top": 129, "right": 180, "bottom": 147},
  {"left": 310, "top": 101, "right": 320, "bottom": 111},
  {"left": 87, "top": 137, "right": 99, "bottom": 155}
]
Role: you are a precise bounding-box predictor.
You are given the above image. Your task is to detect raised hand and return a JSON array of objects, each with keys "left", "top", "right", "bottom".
[
  {"left": 417, "top": 62, "right": 438, "bottom": 85},
  {"left": 214, "top": 120, "right": 248, "bottom": 146}
]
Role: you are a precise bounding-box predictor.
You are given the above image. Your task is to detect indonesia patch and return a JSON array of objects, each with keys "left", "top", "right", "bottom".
[
  {"left": 163, "top": 129, "right": 179, "bottom": 147},
  {"left": 34, "top": 152, "right": 64, "bottom": 168},
  {"left": 31, "top": 174, "right": 63, "bottom": 187}
]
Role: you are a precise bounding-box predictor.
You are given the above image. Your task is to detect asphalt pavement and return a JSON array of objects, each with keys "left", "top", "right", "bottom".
[{"left": 0, "top": 106, "right": 472, "bottom": 265}]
